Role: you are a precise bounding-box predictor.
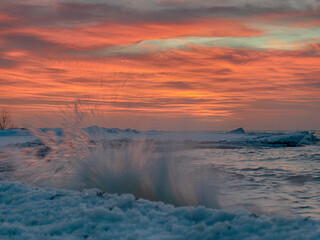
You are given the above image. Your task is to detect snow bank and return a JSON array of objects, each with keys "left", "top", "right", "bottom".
[
  {"left": 82, "top": 127, "right": 319, "bottom": 147},
  {"left": 0, "top": 181, "right": 319, "bottom": 240},
  {"left": 0, "top": 128, "right": 318, "bottom": 149},
  {"left": 257, "top": 131, "right": 318, "bottom": 146},
  {"left": 84, "top": 125, "right": 141, "bottom": 134},
  {"left": 0, "top": 129, "right": 37, "bottom": 147}
]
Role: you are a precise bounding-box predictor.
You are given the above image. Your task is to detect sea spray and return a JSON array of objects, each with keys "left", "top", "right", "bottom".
[
  {"left": 1, "top": 102, "right": 220, "bottom": 208},
  {"left": 7, "top": 133, "right": 219, "bottom": 207},
  {"left": 73, "top": 139, "right": 155, "bottom": 199}
]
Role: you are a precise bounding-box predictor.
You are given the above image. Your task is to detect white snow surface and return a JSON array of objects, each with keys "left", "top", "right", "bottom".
[{"left": 1, "top": 181, "right": 320, "bottom": 240}]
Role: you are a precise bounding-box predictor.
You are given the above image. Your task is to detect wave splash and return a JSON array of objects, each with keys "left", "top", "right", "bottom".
[{"left": 4, "top": 104, "right": 219, "bottom": 208}]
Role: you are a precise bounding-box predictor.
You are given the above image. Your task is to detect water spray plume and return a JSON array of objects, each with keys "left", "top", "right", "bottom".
[{"left": 3, "top": 101, "right": 220, "bottom": 208}]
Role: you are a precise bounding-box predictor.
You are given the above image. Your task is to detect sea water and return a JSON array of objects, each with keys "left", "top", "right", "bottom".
[
  {"left": 0, "top": 128, "right": 319, "bottom": 220},
  {"left": 178, "top": 139, "right": 320, "bottom": 218}
]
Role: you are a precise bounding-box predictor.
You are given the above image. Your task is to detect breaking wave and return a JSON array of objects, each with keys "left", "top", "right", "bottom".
[{"left": 2, "top": 104, "right": 220, "bottom": 208}]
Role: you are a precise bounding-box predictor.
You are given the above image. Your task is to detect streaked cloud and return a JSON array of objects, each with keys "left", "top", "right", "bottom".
[{"left": 0, "top": 0, "right": 319, "bottom": 130}]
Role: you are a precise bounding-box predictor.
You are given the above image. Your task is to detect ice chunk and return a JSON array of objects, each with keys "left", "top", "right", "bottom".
[
  {"left": 260, "top": 131, "right": 318, "bottom": 147},
  {"left": 228, "top": 128, "right": 245, "bottom": 134}
]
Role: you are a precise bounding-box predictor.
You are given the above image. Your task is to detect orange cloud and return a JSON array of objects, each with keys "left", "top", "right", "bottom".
[
  {"left": 256, "top": 9, "right": 320, "bottom": 27},
  {"left": 1, "top": 18, "right": 262, "bottom": 51},
  {"left": 1, "top": 42, "right": 319, "bottom": 129},
  {"left": 1, "top": 2, "right": 319, "bottom": 130}
]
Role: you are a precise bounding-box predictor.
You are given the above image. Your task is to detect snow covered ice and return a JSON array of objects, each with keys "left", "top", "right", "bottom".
[
  {"left": 1, "top": 181, "right": 320, "bottom": 240},
  {"left": 1, "top": 127, "right": 320, "bottom": 239}
]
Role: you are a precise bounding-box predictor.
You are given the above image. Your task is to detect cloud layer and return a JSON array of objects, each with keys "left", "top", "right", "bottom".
[{"left": 0, "top": 0, "right": 319, "bottom": 130}]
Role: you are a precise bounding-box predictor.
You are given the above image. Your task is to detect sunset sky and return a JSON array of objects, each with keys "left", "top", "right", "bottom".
[{"left": 0, "top": 0, "right": 319, "bottom": 130}]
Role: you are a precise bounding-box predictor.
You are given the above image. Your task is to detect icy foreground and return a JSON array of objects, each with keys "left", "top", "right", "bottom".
[
  {"left": 1, "top": 128, "right": 320, "bottom": 239},
  {"left": 1, "top": 181, "right": 320, "bottom": 240}
]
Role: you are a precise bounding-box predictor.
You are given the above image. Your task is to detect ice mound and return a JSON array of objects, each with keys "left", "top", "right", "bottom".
[
  {"left": 82, "top": 127, "right": 318, "bottom": 147},
  {"left": 0, "top": 128, "right": 318, "bottom": 149},
  {"left": 227, "top": 128, "right": 245, "bottom": 134},
  {"left": 0, "top": 129, "right": 37, "bottom": 147},
  {"left": 255, "top": 131, "right": 318, "bottom": 147},
  {"left": 0, "top": 181, "right": 319, "bottom": 239},
  {"left": 0, "top": 128, "right": 30, "bottom": 137},
  {"left": 84, "top": 125, "right": 141, "bottom": 135}
]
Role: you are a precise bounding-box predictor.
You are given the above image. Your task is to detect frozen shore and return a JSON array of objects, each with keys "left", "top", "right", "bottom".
[
  {"left": 1, "top": 127, "right": 318, "bottom": 148},
  {"left": 1, "top": 181, "right": 320, "bottom": 240}
]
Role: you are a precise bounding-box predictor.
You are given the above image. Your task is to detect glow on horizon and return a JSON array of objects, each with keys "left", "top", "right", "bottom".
[{"left": 0, "top": 0, "right": 319, "bottom": 130}]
